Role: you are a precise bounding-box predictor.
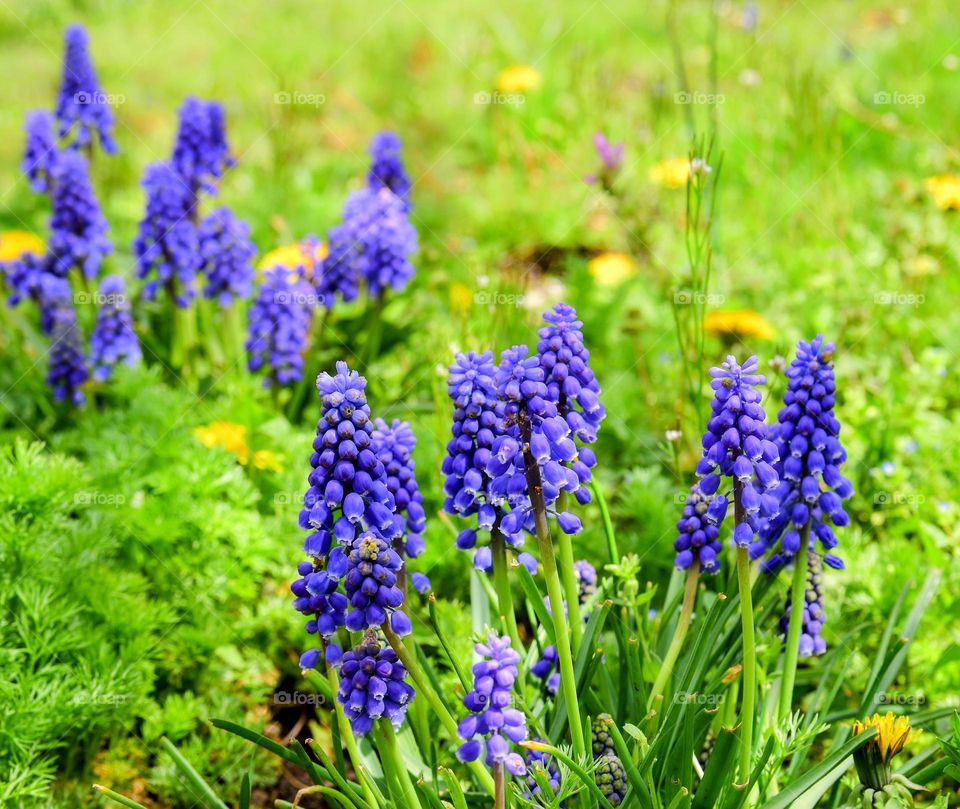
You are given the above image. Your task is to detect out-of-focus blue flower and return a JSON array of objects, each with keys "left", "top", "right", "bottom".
[
  {"left": 5, "top": 251, "right": 53, "bottom": 311},
  {"left": 457, "top": 633, "right": 528, "bottom": 777},
  {"left": 90, "top": 274, "right": 140, "bottom": 381},
  {"left": 524, "top": 742, "right": 561, "bottom": 802},
  {"left": 294, "top": 362, "right": 410, "bottom": 670},
  {"left": 537, "top": 303, "right": 605, "bottom": 505},
  {"left": 171, "top": 97, "right": 233, "bottom": 195},
  {"left": 133, "top": 161, "right": 200, "bottom": 306},
  {"left": 695, "top": 355, "right": 780, "bottom": 551},
  {"left": 372, "top": 418, "right": 427, "bottom": 558},
  {"left": 336, "top": 632, "right": 415, "bottom": 736},
  {"left": 367, "top": 131, "right": 412, "bottom": 211},
  {"left": 779, "top": 550, "right": 826, "bottom": 656},
  {"left": 674, "top": 481, "right": 725, "bottom": 574},
  {"left": 198, "top": 206, "right": 256, "bottom": 306},
  {"left": 442, "top": 351, "right": 533, "bottom": 572},
  {"left": 48, "top": 150, "right": 112, "bottom": 280},
  {"left": 585, "top": 131, "right": 624, "bottom": 189},
  {"left": 55, "top": 24, "right": 117, "bottom": 154},
  {"left": 756, "top": 337, "right": 851, "bottom": 572},
  {"left": 410, "top": 571, "right": 431, "bottom": 594},
  {"left": 322, "top": 188, "right": 417, "bottom": 301},
  {"left": 23, "top": 110, "right": 58, "bottom": 193},
  {"left": 245, "top": 267, "right": 315, "bottom": 388},
  {"left": 44, "top": 280, "right": 88, "bottom": 406}
]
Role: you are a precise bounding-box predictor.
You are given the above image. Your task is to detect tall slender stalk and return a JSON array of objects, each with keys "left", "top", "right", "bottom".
[
  {"left": 520, "top": 421, "right": 586, "bottom": 759},
  {"left": 377, "top": 721, "right": 421, "bottom": 808},
  {"left": 493, "top": 761, "right": 507, "bottom": 809},
  {"left": 648, "top": 561, "right": 700, "bottom": 712},
  {"left": 778, "top": 522, "right": 812, "bottom": 723},
  {"left": 491, "top": 527, "right": 521, "bottom": 651},
  {"left": 325, "top": 664, "right": 381, "bottom": 809},
  {"left": 555, "top": 490, "right": 583, "bottom": 653},
  {"left": 733, "top": 482, "right": 757, "bottom": 788}
]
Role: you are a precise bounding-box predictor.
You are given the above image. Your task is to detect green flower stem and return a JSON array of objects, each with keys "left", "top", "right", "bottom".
[
  {"left": 521, "top": 741, "right": 615, "bottom": 809},
  {"left": 223, "top": 301, "right": 246, "bottom": 367},
  {"left": 383, "top": 624, "right": 495, "bottom": 795},
  {"left": 735, "top": 541, "right": 756, "bottom": 789},
  {"left": 778, "top": 521, "right": 812, "bottom": 724},
  {"left": 92, "top": 785, "right": 148, "bottom": 809},
  {"left": 491, "top": 527, "right": 521, "bottom": 652},
  {"left": 325, "top": 664, "right": 381, "bottom": 809},
  {"left": 647, "top": 560, "right": 700, "bottom": 712},
  {"left": 197, "top": 298, "right": 225, "bottom": 369},
  {"left": 590, "top": 479, "right": 619, "bottom": 564},
  {"left": 363, "top": 293, "right": 386, "bottom": 367},
  {"left": 377, "top": 721, "right": 422, "bottom": 809},
  {"left": 492, "top": 761, "right": 507, "bottom": 809},
  {"left": 556, "top": 490, "right": 583, "bottom": 653},
  {"left": 520, "top": 422, "right": 586, "bottom": 760}
]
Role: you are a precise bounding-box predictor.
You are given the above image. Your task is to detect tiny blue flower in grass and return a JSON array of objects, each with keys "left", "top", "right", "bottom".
[
  {"left": 90, "top": 275, "right": 140, "bottom": 382},
  {"left": 457, "top": 633, "right": 528, "bottom": 776},
  {"left": 55, "top": 24, "right": 117, "bottom": 154},
  {"left": 337, "top": 631, "right": 415, "bottom": 736},
  {"left": 524, "top": 742, "right": 562, "bottom": 802},
  {"left": 295, "top": 362, "right": 410, "bottom": 670},
  {"left": 367, "top": 131, "right": 412, "bottom": 211},
  {"left": 442, "top": 351, "right": 535, "bottom": 573},
  {"left": 198, "top": 207, "right": 256, "bottom": 305},
  {"left": 757, "top": 336, "right": 852, "bottom": 572},
  {"left": 23, "top": 110, "right": 58, "bottom": 193},
  {"left": 48, "top": 150, "right": 112, "bottom": 281},
  {"left": 674, "top": 481, "right": 725, "bottom": 574},
  {"left": 345, "top": 187, "right": 418, "bottom": 297},
  {"left": 780, "top": 551, "right": 826, "bottom": 656},
  {"left": 372, "top": 418, "right": 427, "bottom": 558},
  {"left": 134, "top": 161, "right": 200, "bottom": 306},
  {"left": 171, "top": 97, "right": 233, "bottom": 195},
  {"left": 245, "top": 267, "right": 314, "bottom": 388},
  {"left": 5, "top": 251, "right": 53, "bottom": 313},
  {"left": 696, "top": 355, "right": 780, "bottom": 550}
]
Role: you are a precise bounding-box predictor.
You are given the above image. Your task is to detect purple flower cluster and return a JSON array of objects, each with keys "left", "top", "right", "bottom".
[
  {"left": 490, "top": 345, "right": 583, "bottom": 536},
  {"left": 23, "top": 110, "right": 58, "bottom": 193},
  {"left": 780, "top": 551, "right": 826, "bottom": 657},
  {"left": 757, "top": 337, "right": 851, "bottom": 572},
  {"left": 673, "top": 481, "right": 726, "bottom": 574},
  {"left": 696, "top": 355, "right": 780, "bottom": 550},
  {"left": 323, "top": 188, "right": 417, "bottom": 301},
  {"left": 442, "top": 351, "right": 535, "bottom": 573},
  {"left": 90, "top": 275, "right": 140, "bottom": 382},
  {"left": 48, "top": 150, "right": 112, "bottom": 280},
  {"left": 457, "top": 633, "right": 528, "bottom": 777},
  {"left": 336, "top": 632, "right": 415, "bottom": 736},
  {"left": 55, "top": 24, "right": 117, "bottom": 154},
  {"left": 45, "top": 282, "right": 89, "bottom": 406},
  {"left": 5, "top": 252, "right": 53, "bottom": 311},
  {"left": 367, "top": 131, "right": 412, "bottom": 211},
  {"left": 171, "top": 97, "right": 233, "bottom": 195},
  {"left": 585, "top": 132, "right": 624, "bottom": 190},
  {"left": 372, "top": 418, "right": 427, "bottom": 558},
  {"left": 198, "top": 207, "right": 256, "bottom": 305},
  {"left": 524, "top": 743, "right": 561, "bottom": 801},
  {"left": 245, "top": 267, "right": 314, "bottom": 388},
  {"left": 294, "top": 363, "right": 410, "bottom": 671},
  {"left": 134, "top": 161, "right": 201, "bottom": 306}
]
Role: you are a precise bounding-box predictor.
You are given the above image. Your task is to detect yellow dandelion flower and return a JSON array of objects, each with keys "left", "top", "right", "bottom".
[
  {"left": 251, "top": 450, "right": 284, "bottom": 472},
  {"left": 193, "top": 421, "right": 249, "bottom": 464},
  {"left": 450, "top": 282, "right": 474, "bottom": 316},
  {"left": 650, "top": 157, "right": 693, "bottom": 189},
  {"left": 496, "top": 65, "right": 542, "bottom": 94},
  {"left": 588, "top": 252, "right": 636, "bottom": 287},
  {"left": 924, "top": 173, "right": 960, "bottom": 210},
  {"left": 852, "top": 712, "right": 916, "bottom": 763},
  {"left": 0, "top": 230, "right": 45, "bottom": 263},
  {"left": 259, "top": 240, "right": 328, "bottom": 281},
  {"left": 704, "top": 310, "right": 775, "bottom": 341}
]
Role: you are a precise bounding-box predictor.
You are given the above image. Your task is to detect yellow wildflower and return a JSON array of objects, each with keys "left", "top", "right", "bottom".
[
  {"left": 588, "top": 252, "right": 636, "bottom": 287},
  {"left": 650, "top": 157, "right": 693, "bottom": 189},
  {"left": 193, "top": 421, "right": 249, "bottom": 464},
  {"left": 251, "top": 450, "right": 284, "bottom": 472},
  {"left": 704, "top": 310, "right": 775, "bottom": 341},
  {"left": 496, "top": 65, "right": 541, "bottom": 94},
  {"left": 450, "top": 282, "right": 474, "bottom": 316},
  {"left": 852, "top": 712, "right": 916, "bottom": 763},
  {"left": 924, "top": 173, "right": 960, "bottom": 210},
  {"left": 0, "top": 230, "right": 45, "bottom": 262},
  {"left": 259, "top": 240, "right": 328, "bottom": 281}
]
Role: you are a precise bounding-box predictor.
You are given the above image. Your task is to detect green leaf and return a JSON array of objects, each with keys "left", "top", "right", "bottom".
[{"left": 159, "top": 736, "right": 229, "bottom": 809}]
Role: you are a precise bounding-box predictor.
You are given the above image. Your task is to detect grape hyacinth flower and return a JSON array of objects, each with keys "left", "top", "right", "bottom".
[
  {"left": 673, "top": 480, "right": 725, "bottom": 574},
  {"left": 171, "top": 97, "right": 233, "bottom": 195},
  {"left": 372, "top": 418, "right": 427, "bottom": 558},
  {"left": 198, "top": 207, "right": 256, "bottom": 305},
  {"left": 23, "top": 110, "right": 58, "bottom": 193},
  {"left": 757, "top": 336, "right": 852, "bottom": 571},
  {"left": 367, "top": 131, "right": 412, "bottom": 211},
  {"left": 336, "top": 631, "right": 415, "bottom": 736},
  {"left": 591, "top": 714, "right": 616, "bottom": 759},
  {"left": 133, "top": 161, "right": 201, "bottom": 306},
  {"left": 55, "top": 24, "right": 117, "bottom": 154},
  {"left": 48, "top": 150, "right": 112, "bottom": 280},
  {"left": 457, "top": 633, "right": 528, "bottom": 776},
  {"left": 5, "top": 251, "right": 53, "bottom": 311},
  {"left": 45, "top": 282, "right": 89, "bottom": 406},
  {"left": 595, "top": 754, "right": 628, "bottom": 806},
  {"left": 585, "top": 131, "right": 624, "bottom": 191},
  {"left": 90, "top": 275, "right": 140, "bottom": 382},
  {"left": 779, "top": 551, "right": 826, "bottom": 657},
  {"left": 524, "top": 743, "right": 562, "bottom": 803},
  {"left": 294, "top": 362, "right": 409, "bottom": 672},
  {"left": 245, "top": 267, "right": 315, "bottom": 388}
]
